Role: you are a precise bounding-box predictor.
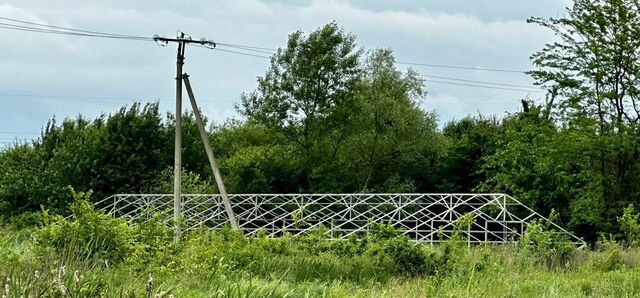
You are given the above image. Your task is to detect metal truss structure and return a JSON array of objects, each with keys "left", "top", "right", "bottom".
[{"left": 95, "top": 193, "right": 585, "bottom": 248}]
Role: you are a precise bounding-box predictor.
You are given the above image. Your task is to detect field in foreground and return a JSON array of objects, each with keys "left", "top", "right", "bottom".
[{"left": 1, "top": 198, "right": 640, "bottom": 297}]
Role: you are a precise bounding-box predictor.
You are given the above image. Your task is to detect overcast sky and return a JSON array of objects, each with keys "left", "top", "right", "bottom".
[{"left": 0, "top": 0, "right": 571, "bottom": 146}]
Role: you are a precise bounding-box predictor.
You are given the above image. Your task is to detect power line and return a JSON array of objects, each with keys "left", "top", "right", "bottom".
[
  {"left": 0, "top": 16, "right": 529, "bottom": 75},
  {"left": 0, "top": 92, "right": 236, "bottom": 103},
  {"left": 211, "top": 47, "right": 271, "bottom": 59},
  {"left": 423, "top": 79, "right": 545, "bottom": 93},
  {"left": 211, "top": 43, "right": 530, "bottom": 74},
  {"left": 397, "top": 61, "right": 526, "bottom": 73},
  {"left": 0, "top": 16, "right": 544, "bottom": 95},
  {"left": 215, "top": 43, "right": 276, "bottom": 55},
  {"left": 0, "top": 23, "right": 151, "bottom": 41},
  {"left": 192, "top": 44, "right": 271, "bottom": 59},
  {"left": 0, "top": 131, "right": 40, "bottom": 135},
  {"left": 195, "top": 45, "right": 540, "bottom": 90},
  {"left": 216, "top": 42, "right": 277, "bottom": 52},
  {"left": 420, "top": 74, "right": 540, "bottom": 90},
  {"left": 0, "top": 16, "right": 151, "bottom": 40}
]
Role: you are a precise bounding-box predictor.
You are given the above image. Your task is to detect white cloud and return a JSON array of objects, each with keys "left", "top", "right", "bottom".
[{"left": 0, "top": 0, "right": 562, "bottom": 137}]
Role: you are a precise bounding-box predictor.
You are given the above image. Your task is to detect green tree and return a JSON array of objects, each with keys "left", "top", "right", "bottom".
[
  {"left": 529, "top": 0, "right": 640, "bottom": 237},
  {"left": 239, "top": 22, "right": 362, "bottom": 191},
  {"left": 0, "top": 103, "right": 173, "bottom": 214},
  {"left": 92, "top": 103, "right": 170, "bottom": 196},
  {"left": 478, "top": 105, "right": 596, "bottom": 240},
  {"left": 436, "top": 116, "right": 500, "bottom": 192},
  {"left": 340, "top": 49, "right": 442, "bottom": 192}
]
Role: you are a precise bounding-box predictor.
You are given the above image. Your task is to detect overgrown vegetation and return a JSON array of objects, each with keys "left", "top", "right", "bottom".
[
  {"left": 1, "top": 196, "right": 639, "bottom": 297},
  {"left": 3, "top": 1, "right": 640, "bottom": 245},
  {"left": 2, "top": 0, "right": 640, "bottom": 296}
]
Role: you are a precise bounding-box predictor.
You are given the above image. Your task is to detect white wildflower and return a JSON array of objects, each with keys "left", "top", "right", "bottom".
[
  {"left": 58, "top": 266, "right": 66, "bottom": 280},
  {"left": 58, "top": 284, "right": 67, "bottom": 296},
  {"left": 3, "top": 282, "right": 9, "bottom": 298},
  {"left": 146, "top": 272, "right": 154, "bottom": 297}
]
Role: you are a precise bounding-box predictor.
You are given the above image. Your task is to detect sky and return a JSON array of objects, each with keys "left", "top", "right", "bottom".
[{"left": 0, "top": 0, "right": 572, "bottom": 147}]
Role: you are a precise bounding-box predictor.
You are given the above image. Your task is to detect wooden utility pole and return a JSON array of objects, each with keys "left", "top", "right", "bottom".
[{"left": 154, "top": 33, "right": 239, "bottom": 232}]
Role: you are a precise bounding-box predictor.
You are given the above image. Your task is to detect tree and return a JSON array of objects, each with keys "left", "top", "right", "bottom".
[
  {"left": 529, "top": 0, "right": 640, "bottom": 235},
  {"left": 436, "top": 116, "right": 500, "bottom": 192},
  {"left": 340, "top": 49, "right": 443, "bottom": 192},
  {"left": 239, "top": 22, "right": 362, "bottom": 191},
  {"left": 92, "top": 103, "right": 170, "bottom": 196},
  {"left": 529, "top": 0, "right": 640, "bottom": 128},
  {"left": 0, "top": 103, "right": 173, "bottom": 214}
]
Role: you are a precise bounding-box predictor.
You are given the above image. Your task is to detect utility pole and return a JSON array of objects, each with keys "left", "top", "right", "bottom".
[
  {"left": 154, "top": 32, "right": 239, "bottom": 231},
  {"left": 174, "top": 32, "right": 185, "bottom": 225}
]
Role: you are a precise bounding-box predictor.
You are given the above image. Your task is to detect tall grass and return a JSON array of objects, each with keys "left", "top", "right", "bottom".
[{"left": 1, "top": 201, "right": 640, "bottom": 297}]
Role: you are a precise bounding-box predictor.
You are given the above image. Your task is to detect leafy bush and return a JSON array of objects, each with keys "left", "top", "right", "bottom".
[
  {"left": 127, "top": 212, "right": 179, "bottom": 273},
  {"left": 176, "top": 230, "right": 231, "bottom": 278},
  {"left": 375, "top": 236, "right": 437, "bottom": 277},
  {"left": 619, "top": 204, "right": 640, "bottom": 247},
  {"left": 436, "top": 213, "right": 474, "bottom": 275},
  {"left": 3, "top": 211, "right": 45, "bottom": 230},
  {"left": 31, "top": 190, "right": 135, "bottom": 265},
  {"left": 590, "top": 234, "right": 624, "bottom": 271},
  {"left": 361, "top": 221, "right": 440, "bottom": 277},
  {"left": 518, "top": 212, "right": 576, "bottom": 268},
  {"left": 370, "top": 221, "right": 403, "bottom": 240}
]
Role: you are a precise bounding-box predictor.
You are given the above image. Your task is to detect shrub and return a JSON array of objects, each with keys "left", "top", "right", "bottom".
[
  {"left": 437, "top": 213, "right": 475, "bottom": 276},
  {"left": 518, "top": 212, "right": 576, "bottom": 269},
  {"left": 176, "top": 230, "right": 231, "bottom": 278},
  {"left": 376, "top": 236, "right": 436, "bottom": 277},
  {"left": 31, "top": 190, "right": 135, "bottom": 265},
  {"left": 4, "top": 211, "right": 45, "bottom": 230},
  {"left": 363, "top": 222, "right": 438, "bottom": 277},
  {"left": 127, "top": 212, "right": 178, "bottom": 272},
  {"left": 591, "top": 234, "right": 624, "bottom": 271},
  {"left": 618, "top": 204, "right": 640, "bottom": 247},
  {"left": 369, "top": 221, "right": 403, "bottom": 240},
  {"left": 0, "top": 231, "right": 21, "bottom": 268}
]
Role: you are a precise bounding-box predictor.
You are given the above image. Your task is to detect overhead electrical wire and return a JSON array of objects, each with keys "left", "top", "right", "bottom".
[
  {"left": 0, "top": 23, "right": 151, "bottom": 41},
  {"left": 0, "top": 16, "right": 530, "bottom": 74},
  {"left": 419, "top": 74, "right": 541, "bottom": 90},
  {"left": 0, "top": 131, "right": 40, "bottom": 135},
  {"left": 0, "top": 92, "right": 235, "bottom": 103},
  {"left": 207, "top": 42, "right": 530, "bottom": 74},
  {"left": 0, "top": 16, "right": 544, "bottom": 96},
  {"left": 396, "top": 61, "right": 525, "bottom": 73},
  {"left": 193, "top": 45, "right": 541, "bottom": 91},
  {"left": 216, "top": 42, "right": 277, "bottom": 52},
  {"left": 193, "top": 45, "right": 272, "bottom": 59},
  {"left": 423, "top": 79, "right": 544, "bottom": 93},
  {"left": 215, "top": 43, "right": 276, "bottom": 55},
  {"left": 0, "top": 16, "right": 152, "bottom": 40}
]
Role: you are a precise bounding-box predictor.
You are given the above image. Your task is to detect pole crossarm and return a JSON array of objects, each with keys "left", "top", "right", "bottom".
[
  {"left": 153, "top": 35, "right": 216, "bottom": 48},
  {"left": 94, "top": 193, "right": 586, "bottom": 249}
]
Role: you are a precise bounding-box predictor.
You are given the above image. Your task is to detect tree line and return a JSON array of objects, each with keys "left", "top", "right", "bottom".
[{"left": 1, "top": 0, "right": 640, "bottom": 243}]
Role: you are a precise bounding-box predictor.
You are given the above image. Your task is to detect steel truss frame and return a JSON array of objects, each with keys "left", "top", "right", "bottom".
[{"left": 95, "top": 193, "right": 585, "bottom": 248}]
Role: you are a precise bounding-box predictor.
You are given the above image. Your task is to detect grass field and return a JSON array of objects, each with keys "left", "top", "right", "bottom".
[{"left": 1, "top": 198, "right": 639, "bottom": 297}]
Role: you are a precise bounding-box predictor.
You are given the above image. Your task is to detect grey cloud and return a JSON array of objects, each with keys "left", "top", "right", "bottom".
[{"left": 0, "top": 0, "right": 564, "bottom": 143}]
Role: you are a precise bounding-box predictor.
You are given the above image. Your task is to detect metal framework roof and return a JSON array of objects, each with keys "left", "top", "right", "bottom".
[{"left": 95, "top": 193, "right": 585, "bottom": 248}]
